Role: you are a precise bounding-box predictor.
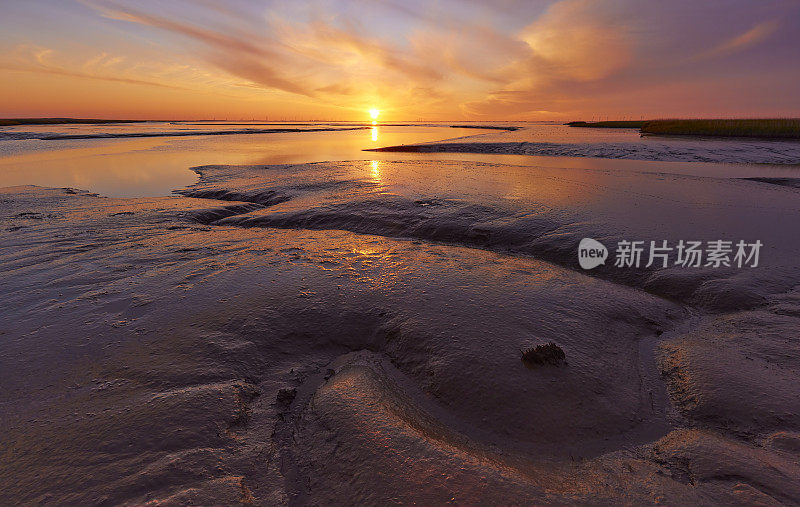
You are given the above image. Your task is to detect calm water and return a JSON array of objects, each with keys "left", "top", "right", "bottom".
[
  {"left": 0, "top": 123, "right": 482, "bottom": 197},
  {"left": 0, "top": 121, "right": 798, "bottom": 197}
]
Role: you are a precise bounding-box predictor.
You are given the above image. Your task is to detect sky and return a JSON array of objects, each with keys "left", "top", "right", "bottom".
[{"left": 1, "top": 0, "right": 799, "bottom": 121}]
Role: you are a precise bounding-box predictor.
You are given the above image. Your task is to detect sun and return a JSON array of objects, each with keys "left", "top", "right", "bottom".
[{"left": 369, "top": 108, "right": 380, "bottom": 120}]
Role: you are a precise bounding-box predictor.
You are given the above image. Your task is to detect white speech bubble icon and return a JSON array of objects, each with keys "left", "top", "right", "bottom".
[{"left": 578, "top": 238, "right": 608, "bottom": 270}]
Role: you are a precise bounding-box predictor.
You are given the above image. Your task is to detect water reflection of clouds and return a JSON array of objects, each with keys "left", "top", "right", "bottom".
[{"left": 0, "top": 126, "right": 465, "bottom": 197}]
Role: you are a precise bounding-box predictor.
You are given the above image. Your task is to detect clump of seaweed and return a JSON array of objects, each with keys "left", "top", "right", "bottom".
[{"left": 521, "top": 342, "right": 566, "bottom": 367}]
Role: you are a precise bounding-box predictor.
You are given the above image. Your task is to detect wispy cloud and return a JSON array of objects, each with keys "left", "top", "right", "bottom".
[
  {"left": 4, "top": 0, "right": 800, "bottom": 119},
  {"left": 521, "top": 0, "right": 632, "bottom": 81},
  {"left": 693, "top": 20, "right": 780, "bottom": 61},
  {"left": 81, "top": 0, "right": 478, "bottom": 113},
  {"left": 0, "top": 45, "right": 188, "bottom": 90}
]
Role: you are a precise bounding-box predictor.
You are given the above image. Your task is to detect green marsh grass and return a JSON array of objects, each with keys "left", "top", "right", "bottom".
[{"left": 641, "top": 119, "right": 800, "bottom": 138}]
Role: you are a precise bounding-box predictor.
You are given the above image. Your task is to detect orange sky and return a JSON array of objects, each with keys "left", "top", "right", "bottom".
[{"left": 1, "top": 0, "right": 799, "bottom": 121}]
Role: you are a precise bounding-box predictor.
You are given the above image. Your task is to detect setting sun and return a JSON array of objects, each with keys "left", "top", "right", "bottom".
[{"left": 369, "top": 108, "right": 380, "bottom": 120}]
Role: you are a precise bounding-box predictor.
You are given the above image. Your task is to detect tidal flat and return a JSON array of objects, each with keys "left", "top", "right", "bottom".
[{"left": 2, "top": 128, "right": 800, "bottom": 502}]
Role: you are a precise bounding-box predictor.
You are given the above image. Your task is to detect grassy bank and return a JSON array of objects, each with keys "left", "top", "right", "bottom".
[
  {"left": 0, "top": 118, "right": 146, "bottom": 126},
  {"left": 566, "top": 121, "right": 646, "bottom": 128},
  {"left": 567, "top": 118, "right": 800, "bottom": 139},
  {"left": 641, "top": 119, "right": 800, "bottom": 139}
]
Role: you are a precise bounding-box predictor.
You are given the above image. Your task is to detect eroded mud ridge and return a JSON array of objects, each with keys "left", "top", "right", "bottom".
[
  {"left": 178, "top": 161, "right": 800, "bottom": 312},
  {"left": 2, "top": 159, "right": 800, "bottom": 504},
  {"left": 368, "top": 139, "right": 800, "bottom": 164}
]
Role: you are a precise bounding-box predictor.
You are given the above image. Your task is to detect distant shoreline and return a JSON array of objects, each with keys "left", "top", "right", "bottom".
[
  {"left": 0, "top": 118, "right": 149, "bottom": 126},
  {"left": 0, "top": 118, "right": 521, "bottom": 130},
  {"left": 567, "top": 119, "right": 800, "bottom": 139},
  {"left": 566, "top": 121, "right": 646, "bottom": 129},
  {"left": 4, "top": 117, "right": 797, "bottom": 140},
  {"left": 0, "top": 126, "right": 370, "bottom": 141}
]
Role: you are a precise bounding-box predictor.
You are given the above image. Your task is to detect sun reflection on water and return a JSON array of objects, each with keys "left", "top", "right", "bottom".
[
  {"left": 371, "top": 126, "right": 378, "bottom": 141},
  {"left": 370, "top": 160, "right": 381, "bottom": 180}
]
